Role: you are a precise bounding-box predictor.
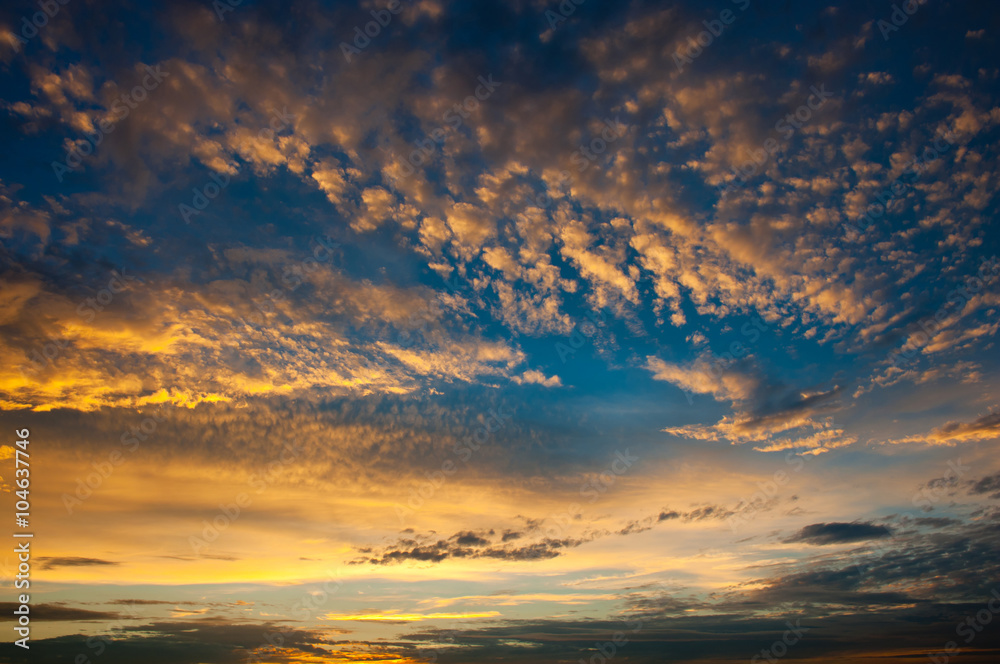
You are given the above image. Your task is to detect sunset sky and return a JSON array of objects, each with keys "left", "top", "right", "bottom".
[{"left": 1, "top": 0, "right": 1000, "bottom": 662}]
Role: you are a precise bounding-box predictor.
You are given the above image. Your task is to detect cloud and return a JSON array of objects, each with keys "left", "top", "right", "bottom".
[
  {"left": 349, "top": 529, "right": 591, "bottom": 565},
  {"left": 0, "top": 603, "right": 121, "bottom": 621},
  {"left": 661, "top": 380, "right": 854, "bottom": 453},
  {"left": 512, "top": 369, "right": 562, "bottom": 387},
  {"left": 19, "top": 620, "right": 336, "bottom": 664},
  {"left": 922, "top": 411, "right": 1000, "bottom": 444},
  {"left": 645, "top": 355, "right": 759, "bottom": 402},
  {"left": 783, "top": 522, "right": 893, "bottom": 545},
  {"left": 350, "top": 505, "right": 707, "bottom": 566},
  {"left": 969, "top": 472, "right": 1000, "bottom": 498},
  {"left": 892, "top": 411, "right": 1000, "bottom": 445},
  {"left": 321, "top": 610, "right": 501, "bottom": 623},
  {"left": 0, "top": 252, "right": 536, "bottom": 411},
  {"left": 37, "top": 557, "right": 119, "bottom": 570}
]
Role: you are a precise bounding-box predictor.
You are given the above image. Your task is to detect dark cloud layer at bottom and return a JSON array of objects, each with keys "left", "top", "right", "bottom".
[{"left": 6, "top": 608, "right": 1000, "bottom": 664}]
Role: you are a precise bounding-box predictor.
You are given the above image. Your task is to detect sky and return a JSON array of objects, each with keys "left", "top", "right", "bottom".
[{"left": 0, "top": 0, "right": 999, "bottom": 662}]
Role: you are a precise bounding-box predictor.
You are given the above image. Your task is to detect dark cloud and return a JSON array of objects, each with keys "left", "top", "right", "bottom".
[
  {"left": 37, "top": 557, "right": 119, "bottom": 570},
  {"left": 737, "top": 386, "right": 843, "bottom": 434},
  {"left": 452, "top": 531, "right": 491, "bottom": 546},
  {"left": 349, "top": 531, "right": 590, "bottom": 565},
  {"left": 398, "top": 608, "right": 1000, "bottom": 664},
  {"left": 0, "top": 621, "right": 329, "bottom": 664},
  {"left": 933, "top": 411, "right": 1000, "bottom": 441},
  {"left": 912, "top": 516, "right": 961, "bottom": 528},
  {"left": 784, "top": 522, "right": 892, "bottom": 545},
  {"left": 970, "top": 472, "right": 1000, "bottom": 498},
  {"left": 684, "top": 505, "right": 736, "bottom": 522},
  {"left": 108, "top": 599, "right": 204, "bottom": 606},
  {"left": 357, "top": 507, "right": 734, "bottom": 564},
  {"left": 0, "top": 603, "right": 121, "bottom": 622}
]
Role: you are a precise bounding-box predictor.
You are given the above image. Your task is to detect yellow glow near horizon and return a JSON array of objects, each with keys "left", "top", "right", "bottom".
[{"left": 321, "top": 611, "right": 503, "bottom": 622}]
